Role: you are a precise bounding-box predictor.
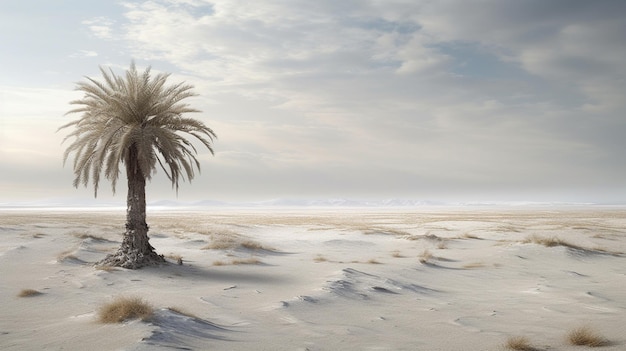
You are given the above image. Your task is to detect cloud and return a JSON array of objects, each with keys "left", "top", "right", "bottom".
[
  {"left": 3, "top": 0, "right": 624, "bottom": 203},
  {"left": 416, "top": 0, "right": 626, "bottom": 108},
  {"left": 102, "top": 0, "right": 626, "bottom": 201},
  {"left": 82, "top": 16, "right": 116, "bottom": 40},
  {"left": 122, "top": 1, "right": 427, "bottom": 85}
]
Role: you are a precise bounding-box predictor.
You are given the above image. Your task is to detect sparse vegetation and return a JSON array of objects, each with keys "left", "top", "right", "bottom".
[
  {"left": 95, "top": 265, "right": 117, "bottom": 272},
  {"left": 203, "top": 236, "right": 275, "bottom": 253},
  {"left": 524, "top": 235, "right": 566, "bottom": 247},
  {"left": 419, "top": 249, "right": 433, "bottom": 264},
  {"left": 504, "top": 336, "right": 537, "bottom": 351},
  {"left": 72, "top": 232, "right": 108, "bottom": 241},
  {"left": 17, "top": 289, "right": 42, "bottom": 297},
  {"left": 213, "top": 257, "right": 262, "bottom": 266},
  {"left": 241, "top": 240, "right": 275, "bottom": 251},
  {"left": 203, "top": 236, "right": 239, "bottom": 250},
  {"left": 566, "top": 326, "right": 609, "bottom": 347},
  {"left": 363, "top": 227, "right": 412, "bottom": 236},
  {"left": 166, "top": 253, "right": 183, "bottom": 265},
  {"left": 424, "top": 233, "right": 442, "bottom": 241},
  {"left": 98, "top": 296, "right": 153, "bottom": 323},
  {"left": 313, "top": 255, "right": 328, "bottom": 262},
  {"left": 463, "top": 261, "right": 486, "bottom": 269},
  {"left": 522, "top": 235, "right": 620, "bottom": 255},
  {"left": 391, "top": 250, "right": 403, "bottom": 258},
  {"left": 232, "top": 257, "right": 262, "bottom": 265}
]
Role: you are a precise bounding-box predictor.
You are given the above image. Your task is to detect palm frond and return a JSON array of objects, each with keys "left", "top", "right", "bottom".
[{"left": 60, "top": 62, "right": 216, "bottom": 197}]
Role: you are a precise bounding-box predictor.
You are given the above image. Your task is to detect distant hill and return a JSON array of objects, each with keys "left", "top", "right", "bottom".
[{"left": 147, "top": 198, "right": 447, "bottom": 208}]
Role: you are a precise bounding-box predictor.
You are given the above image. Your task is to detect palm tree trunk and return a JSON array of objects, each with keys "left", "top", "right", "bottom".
[{"left": 98, "top": 144, "right": 165, "bottom": 269}]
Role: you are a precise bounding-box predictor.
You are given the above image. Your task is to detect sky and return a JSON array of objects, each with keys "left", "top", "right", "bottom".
[{"left": 1, "top": 0, "right": 626, "bottom": 205}]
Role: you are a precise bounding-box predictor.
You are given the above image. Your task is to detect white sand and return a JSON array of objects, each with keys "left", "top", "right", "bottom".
[{"left": 1, "top": 207, "right": 625, "bottom": 350}]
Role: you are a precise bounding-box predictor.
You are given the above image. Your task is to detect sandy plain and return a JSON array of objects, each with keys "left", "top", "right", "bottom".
[{"left": 1, "top": 206, "right": 625, "bottom": 350}]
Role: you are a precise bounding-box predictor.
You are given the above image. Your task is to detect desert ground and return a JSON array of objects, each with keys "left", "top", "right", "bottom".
[{"left": 1, "top": 206, "right": 625, "bottom": 350}]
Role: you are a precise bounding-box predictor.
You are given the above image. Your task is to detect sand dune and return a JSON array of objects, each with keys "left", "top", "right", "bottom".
[{"left": 1, "top": 207, "right": 625, "bottom": 350}]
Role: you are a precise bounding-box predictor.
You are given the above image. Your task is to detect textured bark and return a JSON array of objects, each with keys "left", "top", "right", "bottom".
[{"left": 98, "top": 144, "right": 165, "bottom": 269}]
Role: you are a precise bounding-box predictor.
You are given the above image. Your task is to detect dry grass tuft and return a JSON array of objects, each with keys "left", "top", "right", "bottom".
[
  {"left": 73, "top": 232, "right": 108, "bottom": 241},
  {"left": 232, "top": 257, "right": 262, "bottom": 265},
  {"left": 424, "top": 233, "right": 442, "bottom": 241},
  {"left": 240, "top": 240, "right": 264, "bottom": 250},
  {"left": 213, "top": 257, "right": 262, "bottom": 266},
  {"left": 202, "top": 230, "right": 241, "bottom": 250},
  {"left": 463, "top": 261, "right": 486, "bottom": 269},
  {"left": 391, "top": 250, "right": 403, "bottom": 258},
  {"left": 240, "top": 240, "right": 275, "bottom": 251},
  {"left": 203, "top": 236, "right": 239, "bottom": 250},
  {"left": 524, "top": 235, "right": 565, "bottom": 247},
  {"left": 98, "top": 296, "right": 153, "bottom": 323},
  {"left": 566, "top": 326, "right": 609, "bottom": 347},
  {"left": 363, "top": 227, "right": 412, "bottom": 236},
  {"left": 166, "top": 253, "right": 183, "bottom": 265},
  {"left": 95, "top": 265, "right": 117, "bottom": 272},
  {"left": 504, "top": 336, "right": 538, "bottom": 350},
  {"left": 202, "top": 234, "right": 275, "bottom": 253},
  {"left": 419, "top": 249, "right": 433, "bottom": 264},
  {"left": 18, "top": 289, "right": 42, "bottom": 297},
  {"left": 313, "top": 255, "right": 328, "bottom": 262},
  {"left": 367, "top": 258, "right": 382, "bottom": 264},
  {"left": 522, "top": 235, "right": 619, "bottom": 255}
]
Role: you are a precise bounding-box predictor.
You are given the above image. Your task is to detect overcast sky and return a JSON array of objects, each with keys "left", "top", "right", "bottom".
[{"left": 1, "top": 0, "right": 625, "bottom": 205}]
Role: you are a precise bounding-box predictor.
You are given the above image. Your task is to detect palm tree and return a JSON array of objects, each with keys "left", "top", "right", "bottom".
[{"left": 59, "top": 62, "right": 216, "bottom": 269}]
